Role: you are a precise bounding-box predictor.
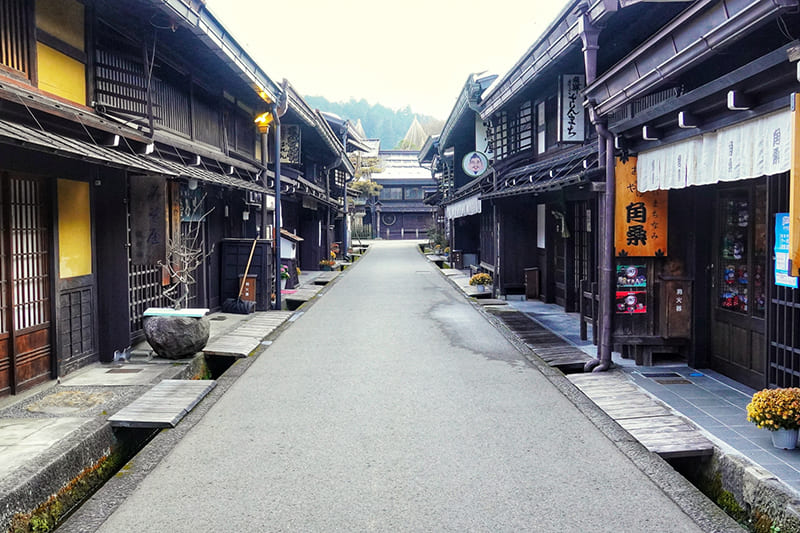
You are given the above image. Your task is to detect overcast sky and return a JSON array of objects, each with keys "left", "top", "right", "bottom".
[{"left": 208, "top": 0, "right": 572, "bottom": 120}]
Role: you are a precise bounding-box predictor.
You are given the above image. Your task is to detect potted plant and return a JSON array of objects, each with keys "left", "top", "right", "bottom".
[
  {"left": 469, "top": 272, "right": 493, "bottom": 293},
  {"left": 280, "top": 264, "right": 290, "bottom": 290},
  {"left": 746, "top": 387, "right": 800, "bottom": 449},
  {"left": 319, "top": 259, "right": 336, "bottom": 271}
]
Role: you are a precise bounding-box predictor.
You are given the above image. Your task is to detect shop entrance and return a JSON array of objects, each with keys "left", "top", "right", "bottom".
[
  {"left": 0, "top": 173, "right": 53, "bottom": 396},
  {"left": 710, "top": 183, "right": 767, "bottom": 389}
]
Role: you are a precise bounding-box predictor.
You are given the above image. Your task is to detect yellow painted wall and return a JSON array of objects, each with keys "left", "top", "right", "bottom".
[
  {"left": 36, "top": 0, "right": 85, "bottom": 52},
  {"left": 37, "top": 43, "right": 86, "bottom": 104},
  {"left": 58, "top": 179, "right": 92, "bottom": 278}
]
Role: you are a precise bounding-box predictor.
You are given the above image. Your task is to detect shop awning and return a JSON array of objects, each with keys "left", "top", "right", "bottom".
[
  {"left": 481, "top": 145, "right": 598, "bottom": 200},
  {"left": 445, "top": 194, "right": 481, "bottom": 220},
  {"left": 637, "top": 110, "right": 790, "bottom": 192},
  {"left": 0, "top": 118, "right": 169, "bottom": 174}
]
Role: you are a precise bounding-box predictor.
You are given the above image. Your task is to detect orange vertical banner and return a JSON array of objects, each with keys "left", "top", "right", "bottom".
[
  {"left": 615, "top": 156, "right": 668, "bottom": 257},
  {"left": 789, "top": 93, "right": 800, "bottom": 276}
]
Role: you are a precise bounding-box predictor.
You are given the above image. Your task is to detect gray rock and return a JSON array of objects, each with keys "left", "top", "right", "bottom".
[{"left": 143, "top": 315, "right": 210, "bottom": 359}]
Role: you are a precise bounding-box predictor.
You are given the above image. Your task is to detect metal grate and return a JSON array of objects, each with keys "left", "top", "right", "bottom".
[
  {"left": 654, "top": 378, "right": 693, "bottom": 385},
  {"left": 641, "top": 372, "right": 682, "bottom": 378}
]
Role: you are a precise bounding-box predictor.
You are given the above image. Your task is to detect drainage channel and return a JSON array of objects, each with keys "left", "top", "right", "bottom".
[{"left": 12, "top": 353, "right": 240, "bottom": 533}]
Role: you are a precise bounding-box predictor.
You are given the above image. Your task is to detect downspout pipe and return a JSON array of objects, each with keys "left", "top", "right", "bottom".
[
  {"left": 585, "top": 122, "right": 614, "bottom": 372},
  {"left": 340, "top": 121, "right": 350, "bottom": 256},
  {"left": 271, "top": 85, "right": 288, "bottom": 310},
  {"left": 580, "top": 4, "right": 614, "bottom": 372}
]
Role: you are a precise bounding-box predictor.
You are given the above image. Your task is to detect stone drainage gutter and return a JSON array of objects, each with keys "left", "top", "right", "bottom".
[{"left": 0, "top": 356, "right": 204, "bottom": 532}]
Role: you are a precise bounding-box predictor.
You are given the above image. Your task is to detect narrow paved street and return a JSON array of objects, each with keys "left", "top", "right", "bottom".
[{"left": 88, "top": 241, "right": 711, "bottom": 531}]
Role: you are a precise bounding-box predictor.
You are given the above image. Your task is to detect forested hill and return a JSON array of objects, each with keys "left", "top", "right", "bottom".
[{"left": 304, "top": 96, "right": 443, "bottom": 149}]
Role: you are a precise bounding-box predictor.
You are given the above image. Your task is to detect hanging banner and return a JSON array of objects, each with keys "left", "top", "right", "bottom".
[
  {"left": 615, "top": 156, "right": 668, "bottom": 256},
  {"left": 558, "top": 75, "right": 585, "bottom": 143}
]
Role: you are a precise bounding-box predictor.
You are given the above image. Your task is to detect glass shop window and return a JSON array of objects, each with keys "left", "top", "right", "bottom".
[{"left": 718, "top": 187, "right": 766, "bottom": 317}]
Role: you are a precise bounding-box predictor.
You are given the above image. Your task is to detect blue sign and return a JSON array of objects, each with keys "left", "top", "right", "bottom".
[{"left": 775, "top": 213, "right": 798, "bottom": 288}]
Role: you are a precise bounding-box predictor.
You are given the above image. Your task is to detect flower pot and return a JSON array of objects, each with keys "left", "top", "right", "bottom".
[
  {"left": 280, "top": 278, "right": 287, "bottom": 291},
  {"left": 475, "top": 284, "right": 485, "bottom": 293},
  {"left": 771, "top": 428, "right": 798, "bottom": 450}
]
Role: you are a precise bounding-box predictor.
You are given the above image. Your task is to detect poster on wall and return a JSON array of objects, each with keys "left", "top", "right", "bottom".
[
  {"left": 615, "top": 156, "right": 668, "bottom": 256},
  {"left": 616, "top": 291, "right": 647, "bottom": 314},
  {"left": 616, "top": 264, "right": 647, "bottom": 314},
  {"left": 775, "top": 212, "right": 799, "bottom": 288}
]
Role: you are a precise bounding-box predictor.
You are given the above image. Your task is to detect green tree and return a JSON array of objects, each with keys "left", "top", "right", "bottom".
[{"left": 350, "top": 179, "right": 382, "bottom": 198}]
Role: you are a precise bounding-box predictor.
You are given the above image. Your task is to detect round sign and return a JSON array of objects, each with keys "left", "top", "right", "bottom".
[{"left": 462, "top": 151, "right": 488, "bottom": 178}]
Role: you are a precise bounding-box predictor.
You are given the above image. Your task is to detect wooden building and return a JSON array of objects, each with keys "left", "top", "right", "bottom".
[
  {"left": 424, "top": 0, "right": 800, "bottom": 390},
  {"left": 0, "top": 0, "right": 287, "bottom": 396},
  {"left": 276, "top": 84, "right": 355, "bottom": 272},
  {"left": 419, "top": 74, "right": 497, "bottom": 270},
  {"left": 474, "top": 6, "right": 607, "bottom": 304},
  {"left": 370, "top": 149, "right": 436, "bottom": 240},
  {"left": 583, "top": 0, "right": 800, "bottom": 388}
]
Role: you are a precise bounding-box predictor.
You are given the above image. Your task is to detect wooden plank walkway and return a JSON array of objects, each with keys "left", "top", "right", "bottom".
[
  {"left": 487, "top": 309, "right": 592, "bottom": 368},
  {"left": 284, "top": 285, "right": 323, "bottom": 310},
  {"left": 567, "top": 372, "right": 714, "bottom": 458},
  {"left": 314, "top": 271, "right": 341, "bottom": 285},
  {"left": 108, "top": 379, "right": 216, "bottom": 428},
  {"left": 203, "top": 311, "right": 293, "bottom": 357}
]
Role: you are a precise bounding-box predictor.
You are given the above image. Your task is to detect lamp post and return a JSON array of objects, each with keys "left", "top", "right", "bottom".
[
  {"left": 255, "top": 105, "right": 282, "bottom": 311},
  {"left": 375, "top": 202, "right": 382, "bottom": 239}
]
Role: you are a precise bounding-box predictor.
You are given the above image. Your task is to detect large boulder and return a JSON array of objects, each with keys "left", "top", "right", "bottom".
[{"left": 143, "top": 315, "right": 210, "bottom": 359}]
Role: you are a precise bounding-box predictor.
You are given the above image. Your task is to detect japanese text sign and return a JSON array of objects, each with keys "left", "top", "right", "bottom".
[
  {"left": 615, "top": 156, "right": 668, "bottom": 257},
  {"left": 558, "top": 75, "right": 585, "bottom": 143},
  {"left": 775, "top": 213, "right": 798, "bottom": 288}
]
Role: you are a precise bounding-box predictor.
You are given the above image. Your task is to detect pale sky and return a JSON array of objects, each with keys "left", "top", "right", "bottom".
[{"left": 208, "top": 0, "right": 572, "bottom": 120}]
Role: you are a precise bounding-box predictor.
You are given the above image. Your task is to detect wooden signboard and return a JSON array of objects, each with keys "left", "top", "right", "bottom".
[
  {"left": 615, "top": 157, "right": 668, "bottom": 257},
  {"left": 789, "top": 92, "right": 800, "bottom": 276},
  {"left": 130, "top": 176, "right": 167, "bottom": 266}
]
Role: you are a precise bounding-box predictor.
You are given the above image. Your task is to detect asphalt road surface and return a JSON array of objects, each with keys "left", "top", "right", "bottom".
[{"left": 80, "top": 241, "right": 729, "bottom": 532}]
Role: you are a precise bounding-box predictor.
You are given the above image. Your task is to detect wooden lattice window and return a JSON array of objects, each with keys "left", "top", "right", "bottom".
[
  {"left": 492, "top": 112, "right": 508, "bottom": 161},
  {"left": 1, "top": 0, "right": 32, "bottom": 78},
  {"left": 94, "top": 26, "right": 148, "bottom": 120},
  {"left": 518, "top": 101, "right": 532, "bottom": 152},
  {"left": 10, "top": 178, "right": 50, "bottom": 331}
]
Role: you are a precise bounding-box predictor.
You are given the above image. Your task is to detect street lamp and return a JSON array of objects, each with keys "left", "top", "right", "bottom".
[{"left": 375, "top": 202, "right": 382, "bottom": 239}]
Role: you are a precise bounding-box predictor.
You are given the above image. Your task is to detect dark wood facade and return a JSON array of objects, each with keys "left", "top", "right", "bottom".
[{"left": 0, "top": 0, "right": 286, "bottom": 395}]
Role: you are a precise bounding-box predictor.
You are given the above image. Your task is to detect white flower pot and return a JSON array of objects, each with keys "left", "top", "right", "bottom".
[
  {"left": 475, "top": 284, "right": 485, "bottom": 293},
  {"left": 280, "top": 278, "right": 287, "bottom": 291},
  {"left": 771, "top": 428, "right": 798, "bottom": 450}
]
